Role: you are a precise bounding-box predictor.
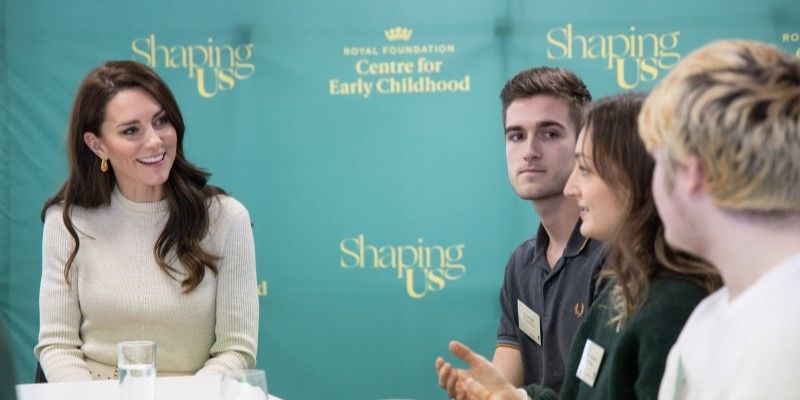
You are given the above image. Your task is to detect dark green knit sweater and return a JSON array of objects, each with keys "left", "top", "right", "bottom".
[{"left": 524, "top": 277, "right": 707, "bottom": 400}]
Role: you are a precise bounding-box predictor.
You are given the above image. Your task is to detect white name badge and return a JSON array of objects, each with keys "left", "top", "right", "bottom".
[
  {"left": 576, "top": 339, "right": 605, "bottom": 387},
  {"left": 517, "top": 300, "right": 541, "bottom": 345}
]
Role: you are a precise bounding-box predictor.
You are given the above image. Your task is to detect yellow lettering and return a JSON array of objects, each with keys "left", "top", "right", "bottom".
[
  {"left": 355, "top": 59, "right": 369, "bottom": 75},
  {"left": 234, "top": 63, "right": 256, "bottom": 80},
  {"left": 195, "top": 68, "right": 217, "bottom": 98},
  {"left": 154, "top": 37, "right": 171, "bottom": 69},
  {"left": 214, "top": 43, "right": 234, "bottom": 68},
  {"left": 131, "top": 36, "right": 153, "bottom": 66},
  {"left": 546, "top": 25, "right": 570, "bottom": 59},
  {"left": 658, "top": 31, "right": 681, "bottom": 68},
  {"left": 607, "top": 33, "right": 631, "bottom": 69},
  {"left": 378, "top": 246, "right": 395, "bottom": 271},
  {"left": 405, "top": 269, "right": 426, "bottom": 299},
  {"left": 417, "top": 57, "right": 443, "bottom": 73},
  {"left": 170, "top": 46, "right": 186, "bottom": 71},
  {"left": 639, "top": 57, "right": 659, "bottom": 81},
  {"left": 131, "top": 36, "right": 255, "bottom": 97},
  {"left": 339, "top": 236, "right": 361, "bottom": 268},
  {"left": 426, "top": 268, "right": 445, "bottom": 291},
  {"left": 339, "top": 235, "right": 468, "bottom": 297},
  {"left": 615, "top": 58, "right": 639, "bottom": 90},
  {"left": 444, "top": 244, "right": 466, "bottom": 280},
  {"left": 585, "top": 35, "right": 606, "bottom": 60},
  {"left": 217, "top": 68, "right": 236, "bottom": 90},
  {"left": 398, "top": 245, "right": 419, "bottom": 270},
  {"left": 190, "top": 44, "right": 211, "bottom": 74},
  {"left": 234, "top": 44, "right": 256, "bottom": 80},
  {"left": 355, "top": 59, "right": 414, "bottom": 75},
  {"left": 782, "top": 32, "right": 800, "bottom": 42},
  {"left": 329, "top": 79, "right": 342, "bottom": 95}
]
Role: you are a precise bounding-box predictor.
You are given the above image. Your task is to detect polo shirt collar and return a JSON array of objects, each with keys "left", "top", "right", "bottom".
[
  {"left": 565, "top": 219, "right": 590, "bottom": 257},
  {"left": 533, "top": 219, "right": 589, "bottom": 260}
]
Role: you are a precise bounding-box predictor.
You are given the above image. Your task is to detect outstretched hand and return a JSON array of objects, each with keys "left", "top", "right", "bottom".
[
  {"left": 435, "top": 341, "right": 526, "bottom": 400},
  {"left": 435, "top": 352, "right": 463, "bottom": 398}
]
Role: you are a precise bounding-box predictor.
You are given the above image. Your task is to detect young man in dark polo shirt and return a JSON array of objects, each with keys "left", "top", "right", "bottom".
[
  {"left": 493, "top": 67, "right": 605, "bottom": 393},
  {"left": 437, "top": 67, "right": 605, "bottom": 396}
]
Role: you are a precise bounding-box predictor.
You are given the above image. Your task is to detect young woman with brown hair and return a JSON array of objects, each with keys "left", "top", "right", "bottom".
[
  {"left": 35, "top": 60, "right": 258, "bottom": 381},
  {"left": 436, "top": 92, "right": 721, "bottom": 400}
]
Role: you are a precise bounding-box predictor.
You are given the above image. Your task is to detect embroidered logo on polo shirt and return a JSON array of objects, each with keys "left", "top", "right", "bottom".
[{"left": 574, "top": 302, "right": 586, "bottom": 317}]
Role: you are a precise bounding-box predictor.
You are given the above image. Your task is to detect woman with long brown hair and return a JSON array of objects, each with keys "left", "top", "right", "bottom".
[
  {"left": 435, "top": 92, "right": 721, "bottom": 399},
  {"left": 35, "top": 60, "right": 258, "bottom": 381}
]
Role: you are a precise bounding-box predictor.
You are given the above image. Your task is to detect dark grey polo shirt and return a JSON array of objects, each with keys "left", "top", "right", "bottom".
[{"left": 496, "top": 221, "right": 606, "bottom": 393}]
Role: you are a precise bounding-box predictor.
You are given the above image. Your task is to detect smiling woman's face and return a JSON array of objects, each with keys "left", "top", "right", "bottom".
[
  {"left": 564, "top": 129, "right": 628, "bottom": 241},
  {"left": 83, "top": 87, "right": 177, "bottom": 202}
]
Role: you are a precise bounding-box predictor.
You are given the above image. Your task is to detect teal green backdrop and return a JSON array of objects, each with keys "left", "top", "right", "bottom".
[{"left": 1, "top": 1, "right": 799, "bottom": 399}]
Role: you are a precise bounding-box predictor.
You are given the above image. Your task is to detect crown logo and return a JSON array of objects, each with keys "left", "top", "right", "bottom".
[{"left": 384, "top": 26, "right": 413, "bottom": 42}]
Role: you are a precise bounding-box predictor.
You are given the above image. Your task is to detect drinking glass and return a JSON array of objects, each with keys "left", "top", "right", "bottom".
[
  {"left": 117, "top": 340, "right": 157, "bottom": 400},
  {"left": 220, "top": 369, "right": 268, "bottom": 400}
]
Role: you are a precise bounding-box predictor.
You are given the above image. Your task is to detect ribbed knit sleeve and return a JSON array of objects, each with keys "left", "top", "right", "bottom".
[
  {"left": 34, "top": 207, "right": 93, "bottom": 381},
  {"left": 630, "top": 280, "right": 706, "bottom": 399},
  {"left": 197, "top": 204, "right": 259, "bottom": 375},
  {"left": 524, "top": 384, "right": 559, "bottom": 400}
]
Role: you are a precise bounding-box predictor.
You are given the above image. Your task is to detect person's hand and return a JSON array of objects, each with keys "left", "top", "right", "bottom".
[
  {"left": 448, "top": 340, "right": 526, "bottom": 400},
  {"left": 435, "top": 354, "right": 463, "bottom": 398}
]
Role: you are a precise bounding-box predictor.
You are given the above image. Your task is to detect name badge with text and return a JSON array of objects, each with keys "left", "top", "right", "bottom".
[
  {"left": 517, "top": 300, "right": 541, "bottom": 345},
  {"left": 576, "top": 339, "right": 605, "bottom": 387}
]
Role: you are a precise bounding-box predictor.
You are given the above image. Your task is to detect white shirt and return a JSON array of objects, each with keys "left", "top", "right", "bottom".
[{"left": 659, "top": 252, "right": 800, "bottom": 399}]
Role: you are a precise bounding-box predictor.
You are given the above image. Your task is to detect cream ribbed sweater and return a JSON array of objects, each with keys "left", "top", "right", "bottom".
[{"left": 35, "top": 188, "right": 259, "bottom": 382}]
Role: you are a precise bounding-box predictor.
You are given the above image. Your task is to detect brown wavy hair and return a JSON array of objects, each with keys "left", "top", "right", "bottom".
[
  {"left": 582, "top": 92, "right": 722, "bottom": 328},
  {"left": 41, "top": 60, "right": 225, "bottom": 293}
]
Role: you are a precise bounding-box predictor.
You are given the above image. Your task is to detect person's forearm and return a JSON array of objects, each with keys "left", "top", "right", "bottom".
[{"left": 492, "top": 346, "right": 524, "bottom": 386}]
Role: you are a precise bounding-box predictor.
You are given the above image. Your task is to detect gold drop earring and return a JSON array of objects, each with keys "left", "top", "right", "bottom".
[{"left": 100, "top": 159, "right": 108, "bottom": 172}]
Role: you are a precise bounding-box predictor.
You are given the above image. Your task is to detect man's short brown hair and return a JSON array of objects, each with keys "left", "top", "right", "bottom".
[{"left": 500, "top": 67, "right": 592, "bottom": 132}]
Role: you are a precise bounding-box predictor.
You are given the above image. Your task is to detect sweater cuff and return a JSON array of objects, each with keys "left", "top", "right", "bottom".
[{"left": 524, "top": 384, "right": 559, "bottom": 400}]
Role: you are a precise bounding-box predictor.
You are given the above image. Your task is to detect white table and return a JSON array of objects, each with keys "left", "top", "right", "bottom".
[{"left": 16, "top": 375, "right": 283, "bottom": 400}]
